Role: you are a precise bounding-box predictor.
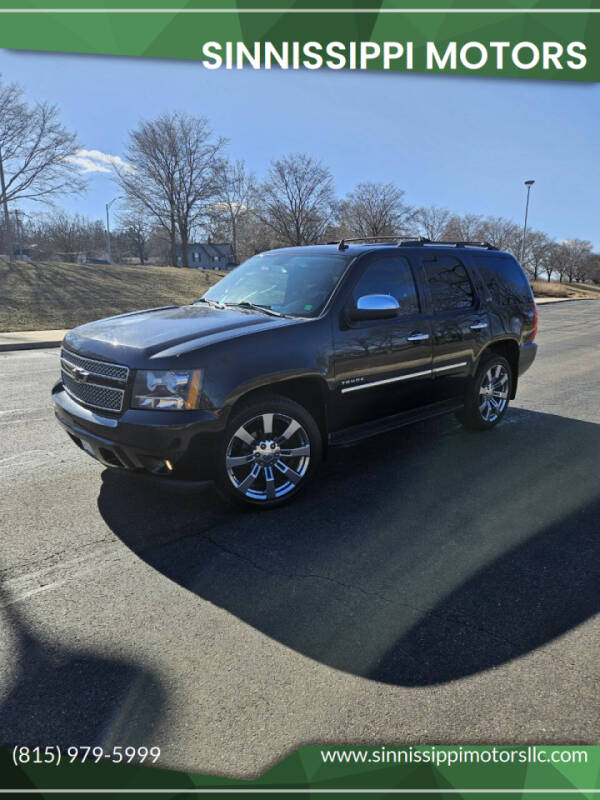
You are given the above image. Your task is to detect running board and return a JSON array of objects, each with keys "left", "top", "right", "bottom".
[{"left": 329, "top": 398, "right": 464, "bottom": 448}]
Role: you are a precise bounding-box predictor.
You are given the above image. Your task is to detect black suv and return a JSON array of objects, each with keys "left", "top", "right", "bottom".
[{"left": 53, "top": 238, "right": 537, "bottom": 507}]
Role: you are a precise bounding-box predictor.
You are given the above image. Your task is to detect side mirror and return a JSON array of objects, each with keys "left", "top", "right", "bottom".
[{"left": 349, "top": 294, "right": 399, "bottom": 321}]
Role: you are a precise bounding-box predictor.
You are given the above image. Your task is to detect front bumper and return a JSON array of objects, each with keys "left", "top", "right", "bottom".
[{"left": 53, "top": 383, "right": 222, "bottom": 479}]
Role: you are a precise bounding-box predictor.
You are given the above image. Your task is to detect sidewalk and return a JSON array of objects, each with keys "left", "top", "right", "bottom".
[
  {"left": 0, "top": 329, "right": 67, "bottom": 352},
  {"left": 534, "top": 296, "right": 588, "bottom": 305}
]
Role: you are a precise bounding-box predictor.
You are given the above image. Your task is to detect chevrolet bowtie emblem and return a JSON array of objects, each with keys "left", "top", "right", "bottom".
[{"left": 71, "top": 366, "right": 90, "bottom": 382}]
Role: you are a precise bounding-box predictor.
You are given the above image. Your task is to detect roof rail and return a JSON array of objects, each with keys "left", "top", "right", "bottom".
[
  {"left": 399, "top": 238, "right": 498, "bottom": 250},
  {"left": 327, "top": 235, "right": 421, "bottom": 247}
]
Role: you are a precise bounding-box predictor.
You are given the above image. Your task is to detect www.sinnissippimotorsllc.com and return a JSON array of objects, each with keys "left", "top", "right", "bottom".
[{"left": 320, "top": 746, "right": 590, "bottom": 767}]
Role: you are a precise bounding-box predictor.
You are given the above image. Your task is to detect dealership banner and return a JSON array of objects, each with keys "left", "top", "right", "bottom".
[
  {"left": 4, "top": 745, "right": 600, "bottom": 797},
  {"left": 0, "top": 0, "right": 598, "bottom": 81}
]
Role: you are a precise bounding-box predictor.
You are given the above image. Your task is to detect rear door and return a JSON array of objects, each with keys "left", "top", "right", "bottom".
[
  {"left": 331, "top": 252, "right": 434, "bottom": 429},
  {"left": 419, "top": 252, "right": 490, "bottom": 402}
]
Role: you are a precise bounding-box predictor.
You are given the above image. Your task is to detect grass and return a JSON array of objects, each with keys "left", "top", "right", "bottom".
[
  {"left": 531, "top": 280, "right": 600, "bottom": 299},
  {"left": 0, "top": 260, "right": 225, "bottom": 332}
]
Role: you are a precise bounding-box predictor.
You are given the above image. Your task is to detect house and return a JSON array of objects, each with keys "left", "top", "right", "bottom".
[{"left": 175, "top": 242, "right": 235, "bottom": 269}]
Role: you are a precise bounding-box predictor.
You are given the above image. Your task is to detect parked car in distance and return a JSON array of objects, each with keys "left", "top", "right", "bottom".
[{"left": 53, "top": 237, "right": 538, "bottom": 507}]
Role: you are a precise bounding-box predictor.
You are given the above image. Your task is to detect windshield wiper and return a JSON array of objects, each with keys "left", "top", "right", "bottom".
[
  {"left": 195, "top": 297, "right": 226, "bottom": 309},
  {"left": 225, "top": 301, "right": 283, "bottom": 317}
]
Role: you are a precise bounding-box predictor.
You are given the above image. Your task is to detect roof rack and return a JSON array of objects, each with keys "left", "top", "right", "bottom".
[
  {"left": 398, "top": 238, "right": 498, "bottom": 250},
  {"left": 329, "top": 235, "right": 421, "bottom": 251}
]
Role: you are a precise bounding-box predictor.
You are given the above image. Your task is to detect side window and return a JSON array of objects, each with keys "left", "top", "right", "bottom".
[
  {"left": 423, "top": 256, "right": 474, "bottom": 312},
  {"left": 477, "top": 256, "right": 533, "bottom": 306},
  {"left": 352, "top": 256, "right": 419, "bottom": 317}
]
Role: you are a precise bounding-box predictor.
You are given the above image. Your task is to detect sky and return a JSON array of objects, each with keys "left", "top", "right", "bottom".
[{"left": 0, "top": 48, "right": 598, "bottom": 249}]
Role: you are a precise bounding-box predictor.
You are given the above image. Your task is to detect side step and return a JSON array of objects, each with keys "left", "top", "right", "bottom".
[{"left": 329, "top": 398, "right": 464, "bottom": 448}]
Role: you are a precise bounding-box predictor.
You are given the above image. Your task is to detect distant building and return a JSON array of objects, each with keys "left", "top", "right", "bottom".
[{"left": 175, "top": 242, "right": 235, "bottom": 269}]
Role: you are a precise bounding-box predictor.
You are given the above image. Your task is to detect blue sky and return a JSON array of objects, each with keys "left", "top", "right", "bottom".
[{"left": 1, "top": 49, "right": 598, "bottom": 249}]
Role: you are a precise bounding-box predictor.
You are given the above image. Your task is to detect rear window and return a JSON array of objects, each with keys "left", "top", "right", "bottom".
[{"left": 476, "top": 256, "right": 533, "bottom": 306}]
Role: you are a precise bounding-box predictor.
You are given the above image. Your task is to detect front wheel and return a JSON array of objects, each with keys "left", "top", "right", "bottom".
[
  {"left": 216, "top": 394, "right": 322, "bottom": 508},
  {"left": 458, "top": 355, "right": 512, "bottom": 431}
]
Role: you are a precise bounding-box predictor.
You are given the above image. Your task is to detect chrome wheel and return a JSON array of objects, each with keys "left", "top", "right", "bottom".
[
  {"left": 225, "top": 412, "right": 311, "bottom": 501},
  {"left": 478, "top": 364, "right": 509, "bottom": 423}
]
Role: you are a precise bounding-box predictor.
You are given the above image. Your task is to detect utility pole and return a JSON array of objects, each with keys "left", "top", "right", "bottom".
[
  {"left": 0, "top": 147, "right": 13, "bottom": 262},
  {"left": 14, "top": 209, "right": 22, "bottom": 259},
  {"left": 520, "top": 179, "right": 535, "bottom": 265},
  {"left": 105, "top": 197, "right": 118, "bottom": 264}
]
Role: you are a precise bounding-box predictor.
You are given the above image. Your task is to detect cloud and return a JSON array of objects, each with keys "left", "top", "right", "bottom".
[{"left": 66, "top": 149, "right": 131, "bottom": 174}]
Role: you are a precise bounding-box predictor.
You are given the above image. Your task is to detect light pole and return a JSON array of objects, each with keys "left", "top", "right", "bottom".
[
  {"left": 520, "top": 179, "right": 535, "bottom": 265},
  {"left": 105, "top": 197, "right": 118, "bottom": 264}
]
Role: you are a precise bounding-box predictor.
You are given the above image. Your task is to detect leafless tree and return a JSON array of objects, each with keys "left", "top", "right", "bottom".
[
  {"left": 114, "top": 112, "right": 225, "bottom": 266},
  {"left": 338, "top": 181, "right": 414, "bottom": 239},
  {"left": 256, "top": 153, "right": 335, "bottom": 246},
  {"left": 443, "top": 213, "right": 486, "bottom": 241},
  {"left": 212, "top": 159, "right": 256, "bottom": 265},
  {"left": 116, "top": 207, "right": 152, "bottom": 265},
  {"left": 414, "top": 206, "right": 452, "bottom": 241},
  {"left": 561, "top": 239, "right": 593, "bottom": 283},
  {"left": 0, "top": 78, "right": 84, "bottom": 260},
  {"left": 477, "top": 216, "right": 522, "bottom": 252},
  {"left": 28, "top": 211, "right": 105, "bottom": 262},
  {"left": 523, "top": 230, "right": 552, "bottom": 281}
]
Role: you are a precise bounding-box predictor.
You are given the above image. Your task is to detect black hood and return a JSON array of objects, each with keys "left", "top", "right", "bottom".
[{"left": 63, "top": 304, "right": 294, "bottom": 365}]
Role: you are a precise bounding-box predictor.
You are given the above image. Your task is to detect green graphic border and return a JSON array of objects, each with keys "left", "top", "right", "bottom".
[
  {"left": 2, "top": 745, "right": 600, "bottom": 798},
  {"left": 0, "top": 0, "right": 597, "bottom": 80}
]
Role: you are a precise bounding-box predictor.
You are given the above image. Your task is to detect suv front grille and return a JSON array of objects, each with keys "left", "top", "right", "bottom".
[
  {"left": 60, "top": 348, "right": 128, "bottom": 413},
  {"left": 61, "top": 371, "right": 125, "bottom": 412},
  {"left": 61, "top": 349, "right": 129, "bottom": 382}
]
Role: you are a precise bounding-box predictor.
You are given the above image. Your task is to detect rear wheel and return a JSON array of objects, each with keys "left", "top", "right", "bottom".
[
  {"left": 458, "top": 355, "right": 512, "bottom": 431},
  {"left": 216, "top": 394, "right": 322, "bottom": 508}
]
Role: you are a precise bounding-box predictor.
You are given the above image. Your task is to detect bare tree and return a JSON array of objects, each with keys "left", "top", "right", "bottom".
[
  {"left": 257, "top": 153, "right": 335, "bottom": 246},
  {"left": 213, "top": 159, "right": 255, "bottom": 264},
  {"left": 0, "top": 78, "right": 84, "bottom": 260},
  {"left": 478, "top": 216, "right": 522, "bottom": 252},
  {"left": 116, "top": 207, "right": 152, "bottom": 265},
  {"left": 562, "top": 239, "right": 593, "bottom": 283},
  {"left": 414, "top": 206, "right": 452, "bottom": 240},
  {"left": 338, "top": 181, "right": 414, "bottom": 239},
  {"left": 443, "top": 213, "right": 485, "bottom": 241},
  {"left": 29, "top": 211, "right": 105, "bottom": 262},
  {"left": 115, "top": 112, "right": 225, "bottom": 267},
  {"left": 523, "top": 230, "right": 552, "bottom": 281}
]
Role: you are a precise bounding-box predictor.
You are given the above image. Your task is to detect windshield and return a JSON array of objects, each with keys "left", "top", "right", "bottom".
[{"left": 201, "top": 251, "right": 351, "bottom": 317}]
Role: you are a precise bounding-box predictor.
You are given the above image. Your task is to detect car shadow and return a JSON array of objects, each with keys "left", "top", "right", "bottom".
[
  {"left": 98, "top": 408, "right": 600, "bottom": 686},
  {"left": 0, "top": 585, "right": 166, "bottom": 746}
]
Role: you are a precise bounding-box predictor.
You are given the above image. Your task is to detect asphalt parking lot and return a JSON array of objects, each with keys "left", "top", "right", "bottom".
[{"left": 0, "top": 301, "right": 598, "bottom": 778}]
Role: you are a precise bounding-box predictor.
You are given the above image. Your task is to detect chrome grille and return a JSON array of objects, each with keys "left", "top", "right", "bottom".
[
  {"left": 61, "top": 370, "right": 124, "bottom": 412},
  {"left": 61, "top": 349, "right": 129, "bottom": 382}
]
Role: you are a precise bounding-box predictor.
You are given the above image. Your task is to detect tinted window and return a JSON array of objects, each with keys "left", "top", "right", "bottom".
[
  {"left": 476, "top": 256, "right": 533, "bottom": 306},
  {"left": 423, "top": 256, "right": 474, "bottom": 312},
  {"left": 352, "top": 256, "right": 419, "bottom": 316}
]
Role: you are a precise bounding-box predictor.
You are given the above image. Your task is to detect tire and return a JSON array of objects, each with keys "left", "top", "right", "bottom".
[
  {"left": 215, "top": 393, "right": 323, "bottom": 508},
  {"left": 458, "top": 355, "right": 512, "bottom": 431}
]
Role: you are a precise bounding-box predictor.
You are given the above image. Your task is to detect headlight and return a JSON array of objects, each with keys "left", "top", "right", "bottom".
[{"left": 131, "top": 369, "right": 203, "bottom": 410}]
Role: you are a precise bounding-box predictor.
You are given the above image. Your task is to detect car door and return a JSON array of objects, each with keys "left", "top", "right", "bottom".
[
  {"left": 419, "top": 252, "right": 490, "bottom": 402},
  {"left": 332, "top": 252, "right": 434, "bottom": 430}
]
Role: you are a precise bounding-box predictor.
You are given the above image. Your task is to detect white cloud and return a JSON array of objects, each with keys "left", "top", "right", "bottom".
[{"left": 66, "top": 149, "right": 131, "bottom": 174}]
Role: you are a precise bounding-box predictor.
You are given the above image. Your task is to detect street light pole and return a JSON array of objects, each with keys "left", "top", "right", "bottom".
[
  {"left": 105, "top": 197, "right": 118, "bottom": 264},
  {"left": 520, "top": 179, "right": 535, "bottom": 265}
]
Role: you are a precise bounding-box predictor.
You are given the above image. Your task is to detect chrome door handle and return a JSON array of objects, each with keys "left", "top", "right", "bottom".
[
  {"left": 470, "top": 322, "right": 488, "bottom": 330},
  {"left": 407, "top": 332, "right": 430, "bottom": 341}
]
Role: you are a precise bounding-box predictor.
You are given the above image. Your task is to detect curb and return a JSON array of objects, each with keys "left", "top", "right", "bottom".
[
  {"left": 534, "top": 297, "right": 592, "bottom": 305},
  {"left": 0, "top": 339, "right": 63, "bottom": 352}
]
